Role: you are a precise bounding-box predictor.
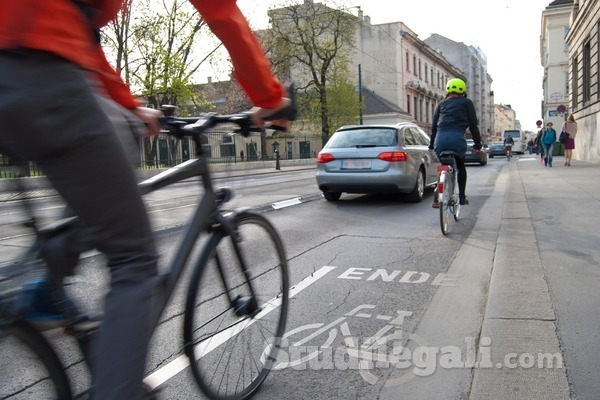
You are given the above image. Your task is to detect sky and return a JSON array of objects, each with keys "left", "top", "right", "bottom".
[{"left": 234, "top": 0, "right": 555, "bottom": 132}]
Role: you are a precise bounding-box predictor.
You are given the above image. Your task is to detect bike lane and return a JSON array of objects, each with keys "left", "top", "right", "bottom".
[{"left": 232, "top": 187, "right": 489, "bottom": 399}]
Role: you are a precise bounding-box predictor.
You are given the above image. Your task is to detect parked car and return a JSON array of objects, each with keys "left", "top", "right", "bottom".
[
  {"left": 315, "top": 123, "right": 440, "bottom": 202},
  {"left": 488, "top": 142, "right": 506, "bottom": 158},
  {"left": 464, "top": 139, "right": 488, "bottom": 165}
]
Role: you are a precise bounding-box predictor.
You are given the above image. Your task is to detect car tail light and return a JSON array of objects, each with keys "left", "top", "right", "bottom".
[
  {"left": 377, "top": 152, "right": 408, "bottom": 162},
  {"left": 317, "top": 153, "right": 335, "bottom": 163}
]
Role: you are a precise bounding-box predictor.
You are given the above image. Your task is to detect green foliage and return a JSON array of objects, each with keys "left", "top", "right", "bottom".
[
  {"left": 102, "top": 0, "right": 218, "bottom": 110},
  {"left": 267, "top": 1, "right": 359, "bottom": 144}
]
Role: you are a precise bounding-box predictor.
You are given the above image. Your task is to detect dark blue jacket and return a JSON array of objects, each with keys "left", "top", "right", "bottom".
[{"left": 430, "top": 96, "right": 482, "bottom": 149}]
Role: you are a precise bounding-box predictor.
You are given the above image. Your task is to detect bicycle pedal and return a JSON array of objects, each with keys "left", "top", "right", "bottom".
[
  {"left": 233, "top": 295, "right": 259, "bottom": 316},
  {"left": 215, "top": 187, "right": 233, "bottom": 203}
]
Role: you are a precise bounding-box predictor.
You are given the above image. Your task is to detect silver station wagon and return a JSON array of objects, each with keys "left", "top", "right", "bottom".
[{"left": 316, "top": 123, "right": 440, "bottom": 202}]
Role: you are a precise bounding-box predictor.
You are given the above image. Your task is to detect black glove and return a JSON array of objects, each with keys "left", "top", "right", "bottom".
[
  {"left": 428, "top": 144, "right": 434, "bottom": 150},
  {"left": 473, "top": 143, "right": 482, "bottom": 151}
]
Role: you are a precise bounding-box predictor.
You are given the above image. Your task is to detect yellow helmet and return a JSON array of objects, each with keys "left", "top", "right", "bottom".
[{"left": 446, "top": 78, "right": 466, "bottom": 94}]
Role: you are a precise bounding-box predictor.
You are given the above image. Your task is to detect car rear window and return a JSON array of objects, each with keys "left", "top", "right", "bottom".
[{"left": 325, "top": 128, "right": 398, "bottom": 148}]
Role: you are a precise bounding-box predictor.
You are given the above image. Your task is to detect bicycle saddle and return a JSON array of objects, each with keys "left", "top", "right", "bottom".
[{"left": 438, "top": 150, "right": 461, "bottom": 165}]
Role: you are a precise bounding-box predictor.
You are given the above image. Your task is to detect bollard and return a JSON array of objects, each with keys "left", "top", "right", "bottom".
[{"left": 275, "top": 150, "right": 281, "bottom": 170}]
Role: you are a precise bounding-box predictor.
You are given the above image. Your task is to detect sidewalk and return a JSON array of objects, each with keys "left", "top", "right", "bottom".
[{"left": 471, "top": 154, "right": 600, "bottom": 399}]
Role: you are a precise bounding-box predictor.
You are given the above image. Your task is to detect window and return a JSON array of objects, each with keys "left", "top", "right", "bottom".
[
  {"left": 572, "top": 56, "right": 579, "bottom": 109},
  {"left": 418, "top": 59, "right": 422, "bottom": 79},
  {"left": 413, "top": 97, "right": 418, "bottom": 120},
  {"left": 424, "top": 63, "right": 428, "bottom": 82},
  {"left": 326, "top": 128, "right": 398, "bottom": 148},
  {"left": 402, "top": 128, "right": 416, "bottom": 146},
  {"left": 583, "top": 39, "right": 591, "bottom": 102},
  {"left": 407, "top": 94, "right": 411, "bottom": 114},
  {"left": 413, "top": 56, "right": 417, "bottom": 76},
  {"left": 410, "top": 127, "right": 430, "bottom": 146},
  {"left": 406, "top": 51, "right": 410, "bottom": 71}
]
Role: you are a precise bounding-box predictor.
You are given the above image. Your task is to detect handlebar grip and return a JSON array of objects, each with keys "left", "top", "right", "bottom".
[{"left": 263, "top": 82, "right": 297, "bottom": 122}]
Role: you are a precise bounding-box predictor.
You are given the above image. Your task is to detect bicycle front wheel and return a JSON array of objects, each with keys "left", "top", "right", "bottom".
[
  {"left": 183, "top": 211, "right": 289, "bottom": 400},
  {"left": 0, "top": 318, "right": 73, "bottom": 400}
]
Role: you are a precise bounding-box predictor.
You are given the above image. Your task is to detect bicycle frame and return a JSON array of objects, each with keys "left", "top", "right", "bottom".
[{"left": 138, "top": 150, "right": 224, "bottom": 307}]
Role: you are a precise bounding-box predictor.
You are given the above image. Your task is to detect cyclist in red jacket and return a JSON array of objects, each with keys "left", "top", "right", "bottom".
[{"left": 0, "top": 1, "right": 290, "bottom": 399}]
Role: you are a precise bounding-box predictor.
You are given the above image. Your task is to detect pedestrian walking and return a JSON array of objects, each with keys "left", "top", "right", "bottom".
[
  {"left": 534, "top": 129, "right": 543, "bottom": 162},
  {"left": 527, "top": 138, "right": 534, "bottom": 154},
  {"left": 561, "top": 114, "right": 578, "bottom": 166},
  {"left": 542, "top": 122, "right": 557, "bottom": 167}
]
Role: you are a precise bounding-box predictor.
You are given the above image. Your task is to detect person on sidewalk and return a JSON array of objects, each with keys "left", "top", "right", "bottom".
[
  {"left": 542, "top": 122, "right": 557, "bottom": 167},
  {"left": 534, "top": 129, "right": 544, "bottom": 162},
  {"left": 0, "top": 1, "right": 291, "bottom": 399},
  {"left": 429, "top": 78, "right": 482, "bottom": 207},
  {"left": 561, "top": 114, "right": 578, "bottom": 166},
  {"left": 527, "top": 138, "right": 534, "bottom": 154}
]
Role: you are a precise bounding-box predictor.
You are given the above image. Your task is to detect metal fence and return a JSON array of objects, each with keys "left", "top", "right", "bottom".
[{"left": 1, "top": 130, "right": 278, "bottom": 179}]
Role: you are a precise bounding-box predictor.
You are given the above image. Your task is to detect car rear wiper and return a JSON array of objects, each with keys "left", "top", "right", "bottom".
[{"left": 355, "top": 144, "right": 378, "bottom": 148}]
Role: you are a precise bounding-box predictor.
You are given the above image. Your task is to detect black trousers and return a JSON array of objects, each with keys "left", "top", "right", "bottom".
[{"left": 0, "top": 50, "right": 160, "bottom": 400}]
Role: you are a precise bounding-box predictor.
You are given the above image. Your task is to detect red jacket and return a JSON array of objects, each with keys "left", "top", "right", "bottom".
[{"left": 0, "top": 0, "right": 283, "bottom": 109}]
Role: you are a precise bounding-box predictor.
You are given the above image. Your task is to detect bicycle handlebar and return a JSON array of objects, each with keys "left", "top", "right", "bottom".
[{"left": 159, "top": 83, "right": 296, "bottom": 138}]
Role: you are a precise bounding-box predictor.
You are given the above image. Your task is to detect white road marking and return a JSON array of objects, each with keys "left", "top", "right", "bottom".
[
  {"left": 143, "top": 265, "right": 336, "bottom": 390},
  {"left": 271, "top": 197, "right": 302, "bottom": 210}
]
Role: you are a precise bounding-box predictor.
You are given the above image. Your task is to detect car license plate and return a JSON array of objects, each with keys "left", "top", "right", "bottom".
[
  {"left": 342, "top": 159, "right": 371, "bottom": 169},
  {"left": 466, "top": 150, "right": 472, "bottom": 154}
]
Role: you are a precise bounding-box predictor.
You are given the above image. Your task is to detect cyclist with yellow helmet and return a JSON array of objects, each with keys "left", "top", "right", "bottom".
[{"left": 429, "top": 78, "right": 482, "bottom": 206}]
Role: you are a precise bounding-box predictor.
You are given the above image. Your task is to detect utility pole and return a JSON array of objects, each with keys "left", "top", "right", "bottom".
[{"left": 358, "top": 64, "right": 363, "bottom": 125}]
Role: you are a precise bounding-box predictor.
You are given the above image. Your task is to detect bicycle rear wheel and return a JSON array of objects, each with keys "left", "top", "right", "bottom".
[
  {"left": 439, "top": 172, "right": 450, "bottom": 235},
  {"left": 0, "top": 318, "right": 73, "bottom": 400},
  {"left": 183, "top": 211, "right": 289, "bottom": 400}
]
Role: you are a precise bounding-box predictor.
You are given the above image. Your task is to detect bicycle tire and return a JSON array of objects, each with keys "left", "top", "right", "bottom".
[
  {"left": 183, "top": 210, "right": 289, "bottom": 400},
  {"left": 439, "top": 172, "right": 450, "bottom": 235},
  {"left": 0, "top": 318, "right": 73, "bottom": 400}
]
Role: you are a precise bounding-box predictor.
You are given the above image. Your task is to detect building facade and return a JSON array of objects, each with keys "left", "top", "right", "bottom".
[
  {"left": 353, "top": 14, "right": 464, "bottom": 133},
  {"left": 424, "top": 34, "right": 495, "bottom": 142},
  {"left": 541, "top": 0, "right": 573, "bottom": 129},
  {"left": 493, "top": 104, "right": 518, "bottom": 142},
  {"left": 564, "top": 0, "right": 600, "bottom": 163}
]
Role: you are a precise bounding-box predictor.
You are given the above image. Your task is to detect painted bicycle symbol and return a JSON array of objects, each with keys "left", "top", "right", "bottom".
[{"left": 262, "top": 304, "right": 427, "bottom": 385}]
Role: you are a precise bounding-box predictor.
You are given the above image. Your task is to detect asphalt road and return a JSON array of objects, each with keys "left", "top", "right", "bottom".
[{"left": 4, "top": 156, "right": 594, "bottom": 399}]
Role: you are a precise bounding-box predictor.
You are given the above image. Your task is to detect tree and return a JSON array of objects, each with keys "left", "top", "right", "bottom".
[
  {"left": 102, "top": 0, "right": 224, "bottom": 165},
  {"left": 266, "top": 1, "right": 359, "bottom": 145}
]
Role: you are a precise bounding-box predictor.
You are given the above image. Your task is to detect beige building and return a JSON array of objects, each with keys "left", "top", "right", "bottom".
[
  {"left": 493, "top": 104, "right": 518, "bottom": 142},
  {"left": 353, "top": 14, "right": 464, "bottom": 134},
  {"left": 564, "top": 0, "right": 600, "bottom": 163},
  {"left": 541, "top": 0, "right": 572, "bottom": 128}
]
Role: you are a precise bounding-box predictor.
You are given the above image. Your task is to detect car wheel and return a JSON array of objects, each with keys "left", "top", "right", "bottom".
[
  {"left": 406, "top": 168, "right": 425, "bottom": 203},
  {"left": 322, "top": 191, "right": 341, "bottom": 201}
]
